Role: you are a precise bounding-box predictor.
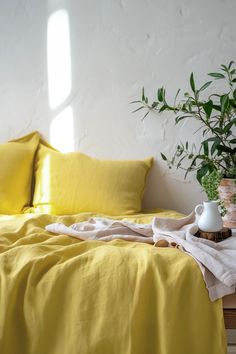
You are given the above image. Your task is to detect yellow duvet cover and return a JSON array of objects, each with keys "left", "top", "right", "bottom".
[{"left": 0, "top": 211, "right": 227, "bottom": 354}]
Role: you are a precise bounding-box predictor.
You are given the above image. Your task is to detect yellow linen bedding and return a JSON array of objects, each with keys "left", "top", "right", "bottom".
[{"left": 0, "top": 211, "right": 226, "bottom": 354}]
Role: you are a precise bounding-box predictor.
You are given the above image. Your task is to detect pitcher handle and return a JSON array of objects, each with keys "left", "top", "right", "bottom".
[{"left": 195, "top": 204, "right": 203, "bottom": 216}]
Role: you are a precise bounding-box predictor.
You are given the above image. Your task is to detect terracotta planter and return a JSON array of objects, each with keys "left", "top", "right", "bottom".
[{"left": 218, "top": 178, "right": 236, "bottom": 229}]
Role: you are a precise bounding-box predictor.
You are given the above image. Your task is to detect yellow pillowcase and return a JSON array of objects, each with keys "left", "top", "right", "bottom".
[
  {"left": 0, "top": 132, "right": 40, "bottom": 214},
  {"left": 33, "top": 144, "right": 153, "bottom": 215}
]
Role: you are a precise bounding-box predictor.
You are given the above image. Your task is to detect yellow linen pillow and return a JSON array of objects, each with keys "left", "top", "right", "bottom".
[
  {"left": 33, "top": 144, "right": 153, "bottom": 215},
  {"left": 0, "top": 132, "right": 40, "bottom": 214}
]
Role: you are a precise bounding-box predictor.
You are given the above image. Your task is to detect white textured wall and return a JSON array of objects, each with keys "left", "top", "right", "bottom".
[{"left": 0, "top": 0, "right": 236, "bottom": 214}]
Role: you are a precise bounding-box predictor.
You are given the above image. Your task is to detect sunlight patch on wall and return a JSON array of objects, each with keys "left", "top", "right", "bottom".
[
  {"left": 39, "top": 153, "right": 51, "bottom": 208},
  {"left": 47, "top": 9, "right": 72, "bottom": 109},
  {"left": 50, "top": 106, "right": 74, "bottom": 152},
  {"left": 47, "top": 9, "right": 75, "bottom": 152}
]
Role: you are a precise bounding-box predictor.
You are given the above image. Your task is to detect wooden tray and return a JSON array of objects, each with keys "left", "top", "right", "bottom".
[{"left": 195, "top": 227, "right": 232, "bottom": 242}]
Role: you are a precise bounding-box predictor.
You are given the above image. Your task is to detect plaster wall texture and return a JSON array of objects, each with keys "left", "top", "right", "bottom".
[{"left": 0, "top": 0, "right": 235, "bottom": 214}]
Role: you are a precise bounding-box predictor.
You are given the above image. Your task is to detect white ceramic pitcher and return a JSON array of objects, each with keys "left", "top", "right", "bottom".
[{"left": 195, "top": 200, "right": 223, "bottom": 232}]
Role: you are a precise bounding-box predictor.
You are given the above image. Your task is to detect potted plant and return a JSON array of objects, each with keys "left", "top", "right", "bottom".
[{"left": 132, "top": 61, "right": 236, "bottom": 228}]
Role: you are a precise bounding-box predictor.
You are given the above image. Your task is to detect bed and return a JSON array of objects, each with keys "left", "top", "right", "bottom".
[
  {"left": 0, "top": 211, "right": 227, "bottom": 354},
  {"left": 223, "top": 292, "right": 236, "bottom": 329},
  {"left": 0, "top": 132, "right": 229, "bottom": 353}
]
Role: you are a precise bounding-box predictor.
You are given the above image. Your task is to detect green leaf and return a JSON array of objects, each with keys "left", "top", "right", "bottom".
[
  {"left": 190, "top": 72, "right": 195, "bottom": 92},
  {"left": 215, "top": 127, "right": 224, "bottom": 134},
  {"left": 189, "top": 156, "right": 198, "bottom": 168},
  {"left": 151, "top": 101, "right": 158, "bottom": 109},
  {"left": 195, "top": 90, "right": 199, "bottom": 100},
  {"left": 174, "top": 88, "right": 181, "bottom": 105},
  {"left": 208, "top": 72, "right": 225, "bottom": 79},
  {"left": 233, "top": 89, "right": 236, "bottom": 100},
  {"left": 220, "top": 95, "right": 229, "bottom": 114},
  {"left": 221, "top": 65, "right": 228, "bottom": 71},
  {"left": 231, "top": 118, "right": 236, "bottom": 126},
  {"left": 228, "top": 61, "right": 234, "bottom": 69},
  {"left": 203, "top": 100, "right": 213, "bottom": 118},
  {"left": 177, "top": 155, "right": 186, "bottom": 168},
  {"left": 211, "top": 141, "right": 220, "bottom": 155},
  {"left": 130, "top": 100, "right": 142, "bottom": 104},
  {"left": 212, "top": 104, "right": 221, "bottom": 112},
  {"left": 217, "top": 145, "right": 234, "bottom": 153},
  {"left": 141, "top": 110, "right": 150, "bottom": 121},
  {"left": 203, "top": 141, "right": 209, "bottom": 156},
  {"left": 161, "top": 153, "right": 167, "bottom": 161},
  {"left": 132, "top": 106, "right": 145, "bottom": 113},
  {"left": 142, "top": 87, "right": 145, "bottom": 101},
  {"left": 157, "top": 87, "right": 164, "bottom": 102},
  {"left": 230, "top": 139, "right": 236, "bottom": 144},
  {"left": 223, "top": 121, "right": 234, "bottom": 134},
  {"left": 197, "top": 154, "right": 209, "bottom": 160},
  {"left": 159, "top": 105, "right": 168, "bottom": 113},
  {"left": 210, "top": 93, "right": 221, "bottom": 98},
  {"left": 176, "top": 146, "right": 184, "bottom": 156},
  {"left": 202, "top": 137, "right": 220, "bottom": 144},
  {"left": 175, "top": 115, "right": 190, "bottom": 124},
  {"left": 197, "top": 165, "right": 210, "bottom": 184},
  {"left": 199, "top": 81, "right": 212, "bottom": 92},
  {"left": 230, "top": 99, "right": 236, "bottom": 108}
]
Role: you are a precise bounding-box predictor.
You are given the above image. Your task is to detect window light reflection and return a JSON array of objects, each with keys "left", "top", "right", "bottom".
[
  {"left": 47, "top": 9, "right": 72, "bottom": 109},
  {"left": 50, "top": 106, "right": 74, "bottom": 152},
  {"left": 37, "top": 153, "right": 51, "bottom": 213},
  {"left": 47, "top": 9, "right": 75, "bottom": 152}
]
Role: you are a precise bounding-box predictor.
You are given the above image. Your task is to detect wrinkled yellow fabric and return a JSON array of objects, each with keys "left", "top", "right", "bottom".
[
  {"left": 0, "top": 211, "right": 227, "bottom": 354},
  {"left": 0, "top": 132, "right": 39, "bottom": 214}
]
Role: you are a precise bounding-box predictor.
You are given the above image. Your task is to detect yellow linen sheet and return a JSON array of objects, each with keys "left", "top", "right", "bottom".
[{"left": 0, "top": 211, "right": 226, "bottom": 354}]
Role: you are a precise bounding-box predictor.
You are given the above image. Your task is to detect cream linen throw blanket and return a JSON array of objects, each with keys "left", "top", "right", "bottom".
[{"left": 46, "top": 212, "right": 236, "bottom": 301}]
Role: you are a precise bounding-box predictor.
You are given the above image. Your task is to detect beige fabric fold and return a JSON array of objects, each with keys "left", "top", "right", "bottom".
[{"left": 152, "top": 212, "right": 236, "bottom": 301}]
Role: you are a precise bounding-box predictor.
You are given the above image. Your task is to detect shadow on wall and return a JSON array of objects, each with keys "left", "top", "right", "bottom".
[
  {"left": 143, "top": 161, "right": 178, "bottom": 212},
  {"left": 142, "top": 161, "right": 205, "bottom": 214}
]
